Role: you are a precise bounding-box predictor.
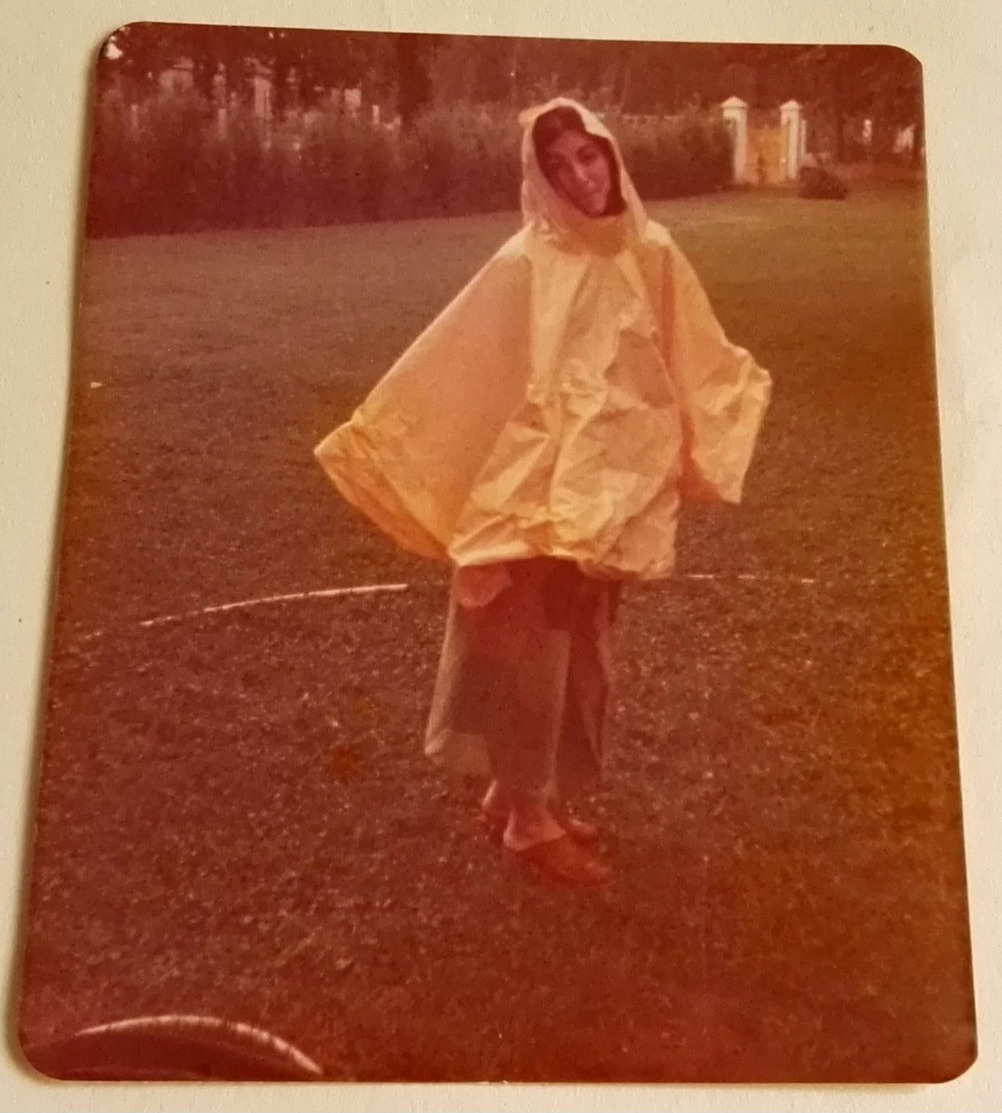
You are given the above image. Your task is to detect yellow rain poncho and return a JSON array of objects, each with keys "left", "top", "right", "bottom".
[{"left": 315, "top": 98, "right": 771, "bottom": 582}]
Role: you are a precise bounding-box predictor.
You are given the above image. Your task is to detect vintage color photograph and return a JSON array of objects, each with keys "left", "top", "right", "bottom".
[{"left": 17, "top": 22, "right": 974, "bottom": 1083}]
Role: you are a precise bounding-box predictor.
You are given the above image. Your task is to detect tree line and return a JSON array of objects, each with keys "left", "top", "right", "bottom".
[{"left": 99, "top": 26, "right": 924, "bottom": 164}]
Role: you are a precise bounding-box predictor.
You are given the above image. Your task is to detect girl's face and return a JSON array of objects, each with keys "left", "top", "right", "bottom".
[{"left": 539, "top": 130, "right": 613, "bottom": 217}]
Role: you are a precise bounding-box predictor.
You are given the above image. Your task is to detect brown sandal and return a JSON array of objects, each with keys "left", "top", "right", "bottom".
[
  {"left": 480, "top": 807, "right": 602, "bottom": 844},
  {"left": 504, "top": 834, "right": 612, "bottom": 887}
]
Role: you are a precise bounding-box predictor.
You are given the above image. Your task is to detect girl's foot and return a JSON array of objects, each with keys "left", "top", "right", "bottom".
[
  {"left": 480, "top": 782, "right": 601, "bottom": 843},
  {"left": 502, "top": 795, "right": 566, "bottom": 852},
  {"left": 503, "top": 834, "right": 612, "bottom": 887},
  {"left": 480, "top": 786, "right": 611, "bottom": 886}
]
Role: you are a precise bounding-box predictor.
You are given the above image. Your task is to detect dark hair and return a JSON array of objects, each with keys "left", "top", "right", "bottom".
[{"left": 531, "top": 107, "right": 626, "bottom": 216}]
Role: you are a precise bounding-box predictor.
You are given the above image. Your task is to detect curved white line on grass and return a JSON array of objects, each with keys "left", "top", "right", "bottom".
[
  {"left": 137, "top": 583, "right": 410, "bottom": 628},
  {"left": 73, "top": 576, "right": 814, "bottom": 644},
  {"left": 685, "top": 573, "right": 816, "bottom": 584},
  {"left": 73, "top": 1014, "right": 323, "bottom": 1077},
  {"left": 73, "top": 584, "right": 410, "bottom": 643}
]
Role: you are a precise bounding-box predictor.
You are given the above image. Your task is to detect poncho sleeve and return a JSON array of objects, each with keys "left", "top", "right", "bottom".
[
  {"left": 663, "top": 238, "right": 772, "bottom": 503},
  {"left": 314, "top": 240, "right": 532, "bottom": 560}
]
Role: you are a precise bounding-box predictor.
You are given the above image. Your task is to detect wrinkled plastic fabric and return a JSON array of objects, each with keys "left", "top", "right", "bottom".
[{"left": 315, "top": 98, "right": 772, "bottom": 582}]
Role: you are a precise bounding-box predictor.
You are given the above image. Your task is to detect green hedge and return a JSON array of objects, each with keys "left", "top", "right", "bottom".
[{"left": 86, "top": 91, "right": 734, "bottom": 237}]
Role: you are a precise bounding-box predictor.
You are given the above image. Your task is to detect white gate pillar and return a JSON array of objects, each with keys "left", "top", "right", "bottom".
[
  {"left": 721, "top": 96, "right": 749, "bottom": 184},
  {"left": 780, "top": 100, "right": 805, "bottom": 179}
]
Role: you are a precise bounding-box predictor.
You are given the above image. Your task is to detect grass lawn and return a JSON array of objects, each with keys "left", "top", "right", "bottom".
[{"left": 20, "top": 184, "right": 974, "bottom": 1082}]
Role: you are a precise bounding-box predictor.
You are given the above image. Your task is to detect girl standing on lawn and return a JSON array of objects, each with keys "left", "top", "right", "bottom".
[{"left": 316, "top": 98, "right": 771, "bottom": 886}]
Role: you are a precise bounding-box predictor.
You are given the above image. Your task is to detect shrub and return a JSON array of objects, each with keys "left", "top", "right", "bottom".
[
  {"left": 608, "top": 111, "right": 733, "bottom": 200},
  {"left": 798, "top": 165, "right": 849, "bottom": 200},
  {"left": 85, "top": 92, "right": 733, "bottom": 237}
]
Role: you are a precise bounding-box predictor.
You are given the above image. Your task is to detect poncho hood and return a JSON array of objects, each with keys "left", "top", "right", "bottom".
[{"left": 518, "top": 97, "right": 647, "bottom": 256}]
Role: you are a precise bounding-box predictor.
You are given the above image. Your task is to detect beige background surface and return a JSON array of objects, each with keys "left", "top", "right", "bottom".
[{"left": 2, "top": 1, "right": 999, "bottom": 1109}]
